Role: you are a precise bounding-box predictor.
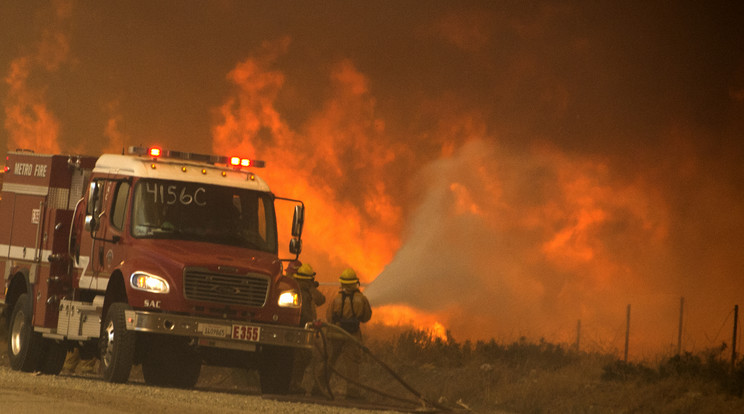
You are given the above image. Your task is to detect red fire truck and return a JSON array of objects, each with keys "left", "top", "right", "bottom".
[{"left": 0, "top": 146, "right": 311, "bottom": 392}]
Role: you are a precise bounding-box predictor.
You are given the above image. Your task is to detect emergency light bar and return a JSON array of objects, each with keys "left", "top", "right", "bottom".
[{"left": 128, "top": 146, "right": 265, "bottom": 168}]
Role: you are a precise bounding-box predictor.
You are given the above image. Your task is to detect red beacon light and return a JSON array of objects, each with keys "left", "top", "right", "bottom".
[{"left": 149, "top": 147, "right": 162, "bottom": 158}]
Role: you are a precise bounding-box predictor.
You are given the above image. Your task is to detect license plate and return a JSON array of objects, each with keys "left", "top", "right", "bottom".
[
  {"left": 197, "top": 323, "right": 229, "bottom": 338},
  {"left": 231, "top": 324, "right": 261, "bottom": 342}
]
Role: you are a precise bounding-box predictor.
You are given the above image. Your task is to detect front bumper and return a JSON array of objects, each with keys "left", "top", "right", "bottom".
[{"left": 124, "top": 310, "right": 313, "bottom": 351}]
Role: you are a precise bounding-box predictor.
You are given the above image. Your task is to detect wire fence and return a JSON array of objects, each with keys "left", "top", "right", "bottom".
[{"left": 567, "top": 299, "right": 742, "bottom": 364}]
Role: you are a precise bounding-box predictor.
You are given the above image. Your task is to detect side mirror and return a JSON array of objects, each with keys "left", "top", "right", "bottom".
[
  {"left": 289, "top": 237, "right": 302, "bottom": 255},
  {"left": 291, "top": 205, "right": 304, "bottom": 237}
]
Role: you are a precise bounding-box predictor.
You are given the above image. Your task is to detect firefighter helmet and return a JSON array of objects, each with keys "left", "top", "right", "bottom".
[
  {"left": 295, "top": 263, "right": 316, "bottom": 279},
  {"left": 339, "top": 268, "right": 359, "bottom": 284}
]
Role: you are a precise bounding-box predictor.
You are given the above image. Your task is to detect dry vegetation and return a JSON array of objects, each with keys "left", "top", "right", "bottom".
[
  {"left": 356, "top": 323, "right": 744, "bottom": 413},
  {"left": 4, "top": 320, "right": 744, "bottom": 413}
]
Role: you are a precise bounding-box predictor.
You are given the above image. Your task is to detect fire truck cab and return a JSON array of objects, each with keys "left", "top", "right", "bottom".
[{"left": 0, "top": 147, "right": 311, "bottom": 392}]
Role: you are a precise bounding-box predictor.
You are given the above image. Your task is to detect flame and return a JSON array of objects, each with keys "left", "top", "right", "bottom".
[
  {"left": 374, "top": 304, "right": 449, "bottom": 341},
  {"left": 4, "top": 57, "right": 62, "bottom": 153},
  {"left": 211, "top": 38, "right": 402, "bottom": 282},
  {"left": 3, "top": 0, "right": 73, "bottom": 154},
  {"left": 210, "top": 40, "right": 678, "bottom": 355}
]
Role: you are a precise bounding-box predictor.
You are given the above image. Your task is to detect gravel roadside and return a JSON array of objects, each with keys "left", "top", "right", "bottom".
[
  {"left": 0, "top": 364, "right": 400, "bottom": 414},
  {"left": 0, "top": 333, "right": 400, "bottom": 414}
]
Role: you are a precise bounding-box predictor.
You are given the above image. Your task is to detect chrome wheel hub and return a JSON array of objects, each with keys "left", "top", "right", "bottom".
[
  {"left": 103, "top": 320, "right": 115, "bottom": 367},
  {"left": 10, "top": 309, "right": 25, "bottom": 356}
]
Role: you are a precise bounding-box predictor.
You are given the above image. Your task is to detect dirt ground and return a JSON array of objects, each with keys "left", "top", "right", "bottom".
[{"left": 0, "top": 336, "right": 406, "bottom": 414}]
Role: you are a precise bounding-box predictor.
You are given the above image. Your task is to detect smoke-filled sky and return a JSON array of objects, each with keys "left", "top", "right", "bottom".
[{"left": 2, "top": 1, "right": 744, "bottom": 357}]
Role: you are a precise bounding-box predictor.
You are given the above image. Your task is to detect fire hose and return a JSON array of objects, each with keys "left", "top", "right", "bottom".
[{"left": 306, "top": 320, "right": 455, "bottom": 412}]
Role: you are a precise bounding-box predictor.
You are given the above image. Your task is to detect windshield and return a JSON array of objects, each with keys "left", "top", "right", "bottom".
[{"left": 131, "top": 179, "right": 277, "bottom": 253}]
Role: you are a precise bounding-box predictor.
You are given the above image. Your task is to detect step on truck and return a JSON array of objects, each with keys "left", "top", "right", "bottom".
[{"left": 0, "top": 146, "right": 312, "bottom": 392}]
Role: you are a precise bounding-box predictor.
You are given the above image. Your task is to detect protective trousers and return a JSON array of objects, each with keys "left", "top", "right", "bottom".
[{"left": 325, "top": 330, "right": 363, "bottom": 398}]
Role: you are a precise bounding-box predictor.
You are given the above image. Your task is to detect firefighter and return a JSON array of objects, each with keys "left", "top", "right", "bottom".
[
  {"left": 324, "top": 268, "right": 372, "bottom": 399},
  {"left": 61, "top": 345, "right": 97, "bottom": 375},
  {"left": 288, "top": 262, "right": 326, "bottom": 394},
  {"left": 293, "top": 263, "right": 326, "bottom": 325}
]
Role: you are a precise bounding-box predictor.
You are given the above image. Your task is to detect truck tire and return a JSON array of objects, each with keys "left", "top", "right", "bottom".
[
  {"left": 258, "top": 345, "right": 294, "bottom": 395},
  {"left": 99, "top": 302, "right": 135, "bottom": 383},
  {"left": 142, "top": 336, "right": 201, "bottom": 388},
  {"left": 38, "top": 340, "right": 68, "bottom": 375},
  {"left": 7, "top": 293, "right": 45, "bottom": 372}
]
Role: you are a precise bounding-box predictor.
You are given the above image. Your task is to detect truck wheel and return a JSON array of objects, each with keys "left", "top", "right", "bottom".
[
  {"left": 38, "top": 340, "right": 68, "bottom": 375},
  {"left": 7, "top": 293, "right": 45, "bottom": 372},
  {"left": 99, "top": 302, "right": 135, "bottom": 383},
  {"left": 142, "top": 336, "right": 201, "bottom": 388},
  {"left": 258, "top": 345, "right": 294, "bottom": 395}
]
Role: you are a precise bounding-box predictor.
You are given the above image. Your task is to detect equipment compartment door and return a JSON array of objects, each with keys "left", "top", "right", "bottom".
[{"left": 8, "top": 194, "right": 46, "bottom": 262}]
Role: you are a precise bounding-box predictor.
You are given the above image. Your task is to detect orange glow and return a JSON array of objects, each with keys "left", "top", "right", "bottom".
[
  {"left": 450, "top": 182, "right": 482, "bottom": 215},
  {"left": 212, "top": 38, "right": 401, "bottom": 284},
  {"left": 205, "top": 32, "right": 734, "bottom": 359},
  {"left": 4, "top": 57, "right": 62, "bottom": 153},
  {"left": 4, "top": 2, "right": 742, "bottom": 362},
  {"left": 3, "top": 1, "right": 73, "bottom": 154},
  {"left": 373, "top": 304, "right": 449, "bottom": 341}
]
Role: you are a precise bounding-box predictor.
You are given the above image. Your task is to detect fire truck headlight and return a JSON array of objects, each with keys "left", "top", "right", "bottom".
[
  {"left": 277, "top": 290, "right": 300, "bottom": 308},
  {"left": 130, "top": 272, "right": 170, "bottom": 294}
]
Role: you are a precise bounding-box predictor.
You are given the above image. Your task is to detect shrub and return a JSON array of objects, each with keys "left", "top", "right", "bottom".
[
  {"left": 389, "top": 328, "right": 465, "bottom": 367},
  {"left": 601, "top": 359, "right": 658, "bottom": 382},
  {"left": 361, "top": 328, "right": 744, "bottom": 412}
]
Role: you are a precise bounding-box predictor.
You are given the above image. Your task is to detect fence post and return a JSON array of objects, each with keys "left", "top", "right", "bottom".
[
  {"left": 624, "top": 304, "right": 631, "bottom": 363},
  {"left": 733, "top": 305, "right": 738, "bottom": 371},
  {"left": 677, "top": 297, "right": 684, "bottom": 356}
]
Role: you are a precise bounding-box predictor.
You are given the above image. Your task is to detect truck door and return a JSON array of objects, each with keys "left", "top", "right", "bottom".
[
  {"left": 77, "top": 178, "right": 114, "bottom": 291},
  {"left": 99, "top": 180, "right": 129, "bottom": 276},
  {"left": 90, "top": 179, "right": 113, "bottom": 277},
  {"left": 75, "top": 178, "right": 103, "bottom": 290},
  {"left": 78, "top": 178, "right": 129, "bottom": 291}
]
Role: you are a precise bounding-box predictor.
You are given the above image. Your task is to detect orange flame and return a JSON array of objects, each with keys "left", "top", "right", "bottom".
[
  {"left": 4, "top": 57, "right": 62, "bottom": 153},
  {"left": 211, "top": 38, "right": 401, "bottom": 282},
  {"left": 211, "top": 40, "right": 676, "bottom": 355},
  {"left": 3, "top": 0, "right": 73, "bottom": 154},
  {"left": 374, "top": 304, "right": 449, "bottom": 341}
]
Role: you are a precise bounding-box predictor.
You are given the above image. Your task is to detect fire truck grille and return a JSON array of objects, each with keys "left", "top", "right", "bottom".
[{"left": 183, "top": 269, "right": 270, "bottom": 307}]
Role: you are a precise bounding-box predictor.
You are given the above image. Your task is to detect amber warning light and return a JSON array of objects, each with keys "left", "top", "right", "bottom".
[{"left": 229, "top": 157, "right": 259, "bottom": 168}]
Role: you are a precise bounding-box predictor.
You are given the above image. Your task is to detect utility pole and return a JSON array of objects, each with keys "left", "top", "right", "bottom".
[{"left": 576, "top": 319, "right": 581, "bottom": 352}]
